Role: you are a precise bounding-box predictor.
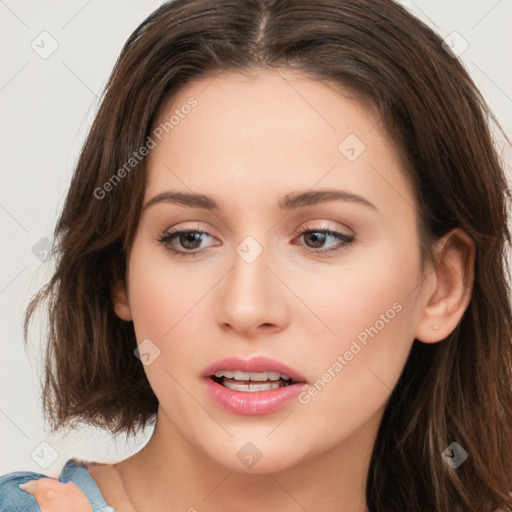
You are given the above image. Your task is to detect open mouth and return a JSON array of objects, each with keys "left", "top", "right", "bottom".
[
  {"left": 211, "top": 370, "right": 296, "bottom": 392},
  {"left": 204, "top": 359, "right": 308, "bottom": 414}
]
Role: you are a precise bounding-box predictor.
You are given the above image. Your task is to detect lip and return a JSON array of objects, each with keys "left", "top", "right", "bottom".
[
  {"left": 202, "top": 356, "right": 308, "bottom": 416},
  {"left": 202, "top": 356, "right": 307, "bottom": 383}
]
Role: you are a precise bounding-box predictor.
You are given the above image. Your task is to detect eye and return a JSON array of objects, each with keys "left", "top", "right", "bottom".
[
  {"left": 293, "top": 225, "right": 355, "bottom": 255},
  {"left": 156, "top": 223, "right": 355, "bottom": 258},
  {"left": 156, "top": 224, "right": 217, "bottom": 257}
]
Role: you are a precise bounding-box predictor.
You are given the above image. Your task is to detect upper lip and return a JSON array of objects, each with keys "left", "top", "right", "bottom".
[{"left": 202, "top": 356, "right": 307, "bottom": 383}]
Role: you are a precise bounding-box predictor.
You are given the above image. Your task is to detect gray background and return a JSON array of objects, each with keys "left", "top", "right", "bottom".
[{"left": 1, "top": 0, "right": 511, "bottom": 475}]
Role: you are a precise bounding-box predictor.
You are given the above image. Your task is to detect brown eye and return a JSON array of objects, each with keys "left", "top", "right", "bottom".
[
  {"left": 303, "top": 231, "right": 328, "bottom": 248},
  {"left": 157, "top": 229, "right": 215, "bottom": 257},
  {"left": 176, "top": 232, "right": 205, "bottom": 250},
  {"left": 295, "top": 228, "right": 354, "bottom": 254}
]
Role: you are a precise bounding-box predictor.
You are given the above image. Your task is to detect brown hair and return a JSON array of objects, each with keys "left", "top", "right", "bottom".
[{"left": 25, "top": 0, "right": 512, "bottom": 510}]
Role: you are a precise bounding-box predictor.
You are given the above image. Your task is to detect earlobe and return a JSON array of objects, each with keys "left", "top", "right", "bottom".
[
  {"left": 112, "top": 280, "right": 133, "bottom": 321},
  {"left": 415, "top": 229, "right": 475, "bottom": 343}
]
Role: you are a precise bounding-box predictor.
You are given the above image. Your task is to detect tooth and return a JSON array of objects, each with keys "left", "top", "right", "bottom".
[
  {"left": 250, "top": 382, "right": 281, "bottom": 391},
  {"left": 223, "top": 380, "right": 282, "bottom": 392},
  {"left": 215, "top": 370, "right": 235, "bottom": 378},
  {"left": 214, "top": 370, "right": 293, "bottom": 382},
  {"left": 223, "top": 381, "right": 250, "bottom": 391},
  {"left": 249, "top": 372, "right": 269, "bottom": 381}
]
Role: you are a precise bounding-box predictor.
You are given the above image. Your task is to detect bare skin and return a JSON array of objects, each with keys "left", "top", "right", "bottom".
[
  {"left": 25, "top": 69, "right": 475, "bottom": 511},
  {"left": 19, "top": 478, "right": 93, "bottom": 512}
]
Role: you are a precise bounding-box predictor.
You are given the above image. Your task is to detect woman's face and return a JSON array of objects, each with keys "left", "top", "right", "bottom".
[{"left": 118, "top": 69, "right": 428, "bottom": 473}]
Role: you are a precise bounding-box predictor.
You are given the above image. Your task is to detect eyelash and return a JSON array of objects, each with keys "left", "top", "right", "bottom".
[{"left": 156, "top": 224, "right": 355, "bottom": 257}]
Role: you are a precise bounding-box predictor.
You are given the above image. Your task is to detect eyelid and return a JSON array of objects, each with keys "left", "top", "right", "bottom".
[
  {"left": 293, "top": 220, "right": 354, "bottom": 237},
  {"left": 160, "top": 222, "right": 220, "bottom": 243}
]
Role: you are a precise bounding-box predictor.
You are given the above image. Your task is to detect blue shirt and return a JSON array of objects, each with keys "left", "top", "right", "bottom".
[{"left": 0, "top": 458, "right": 114, "bottom": 512}]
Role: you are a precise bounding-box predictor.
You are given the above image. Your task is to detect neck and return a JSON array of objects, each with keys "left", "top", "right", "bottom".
[{"left": 117, "top": 409, "right": 377, "bottom": 512}]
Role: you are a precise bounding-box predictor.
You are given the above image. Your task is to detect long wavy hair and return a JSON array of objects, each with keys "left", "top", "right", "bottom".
[{"left": 25, "top": 0, "right": 512, "bottom": 510}]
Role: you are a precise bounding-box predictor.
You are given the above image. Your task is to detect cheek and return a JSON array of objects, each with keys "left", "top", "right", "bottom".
[
  {"left": 294, "top": 237, "right": 419, "bottom": 346},
  {"left": 127, "top": 241, "right": 204, "bottom": 339},
  {"left": 294, "top": 241, "right": 420, "bottom": 424},
  {"left": 125, "top": 241, "right": 218, "bottom": 389}
]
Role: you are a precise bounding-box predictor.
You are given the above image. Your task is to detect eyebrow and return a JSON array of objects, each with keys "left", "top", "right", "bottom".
[{"left": 143, "top": 189, "right": 378, "bottom": 212}]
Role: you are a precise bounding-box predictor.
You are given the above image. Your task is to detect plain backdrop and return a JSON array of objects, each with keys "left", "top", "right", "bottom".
[{"left": 1, "top": 0, "right": 511, "bottom": 475}]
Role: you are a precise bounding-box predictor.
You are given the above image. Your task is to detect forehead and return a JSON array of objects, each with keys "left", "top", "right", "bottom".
[{"left": 145, "top": 69, "right": 415, "bottom": 221}]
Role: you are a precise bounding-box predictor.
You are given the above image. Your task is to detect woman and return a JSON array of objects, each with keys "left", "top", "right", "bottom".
[{"left": 1, "top": 0, "right": 511, "bottom": 510}]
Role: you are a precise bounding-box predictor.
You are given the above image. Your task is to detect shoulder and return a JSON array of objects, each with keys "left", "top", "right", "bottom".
[
  {"left": 0, "top": 469, "right": 47, "bottom": 511},
  {"left": 0, "top": 458, "right": 115, "bottom": 512}
]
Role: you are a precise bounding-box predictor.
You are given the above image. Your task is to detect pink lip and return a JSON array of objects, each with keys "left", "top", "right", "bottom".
[
  {"left": 202, "top": 356, "right": 308, "bottom": 416},
  {"left": 202, "top": 356, "right": 307, "bottom": 382}
]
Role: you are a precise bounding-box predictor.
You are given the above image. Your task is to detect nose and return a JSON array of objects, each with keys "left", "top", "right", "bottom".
[{"left": 215, "top": 241, "right": 290, "bottom": 338}]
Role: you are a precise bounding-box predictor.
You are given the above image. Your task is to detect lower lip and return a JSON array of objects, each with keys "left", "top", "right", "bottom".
[{"left": 204, "top": 378, "right": 308, "bottom": 415}]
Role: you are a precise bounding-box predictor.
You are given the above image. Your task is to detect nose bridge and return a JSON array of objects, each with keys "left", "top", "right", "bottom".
[
  {"left": 227, "top": 235, "right": 272, "bottom": 311},
  {"left": 215, "top": 234, "right": 288, "bottom": 334}
]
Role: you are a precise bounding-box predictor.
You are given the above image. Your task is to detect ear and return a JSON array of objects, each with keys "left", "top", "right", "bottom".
[
  {"left": 415, "top": 228, "right": 475, "bottom": 343},
  {"left": 111, "top": 280, "right": 132, "bottom": 321}
]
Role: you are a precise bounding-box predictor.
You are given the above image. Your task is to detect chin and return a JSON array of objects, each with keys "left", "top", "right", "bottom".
[{"left": 201, "top": 437, "right": 310, "bottom": 475}]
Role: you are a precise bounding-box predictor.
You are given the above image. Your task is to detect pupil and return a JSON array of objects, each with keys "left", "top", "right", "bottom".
[
  {"left": 307, "top": 231, "right": 325, "bottom": 248},
  {"left": 181, "top": 232, "right": 202, "bottom": 249}
]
